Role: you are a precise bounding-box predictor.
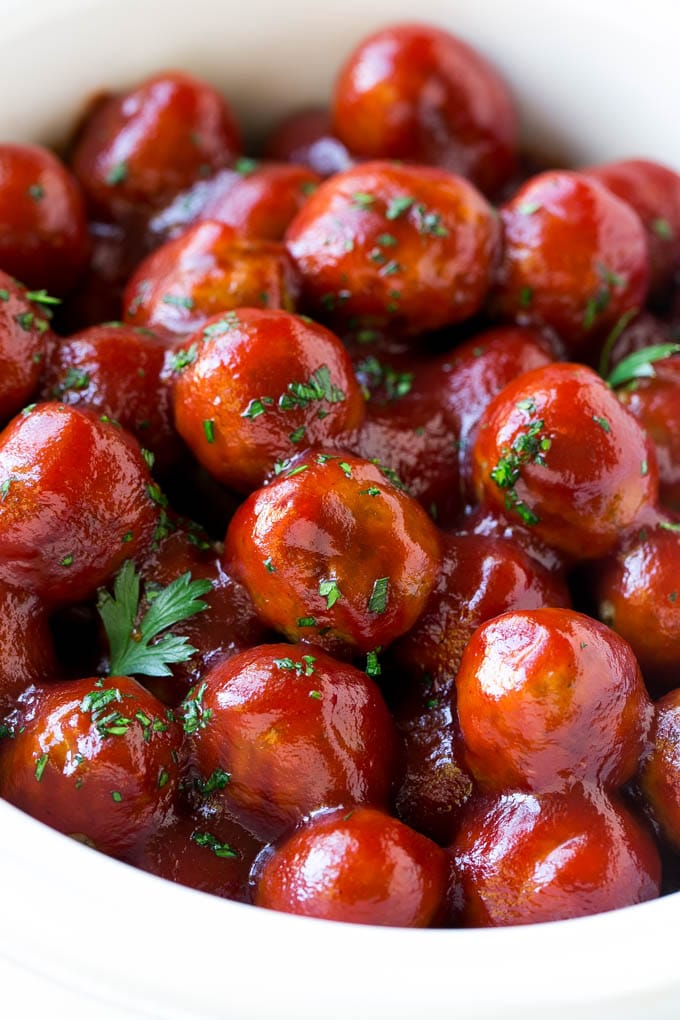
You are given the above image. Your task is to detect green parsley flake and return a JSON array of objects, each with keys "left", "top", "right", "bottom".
[
  {"left": 489, "top": 415, "right": 550, "bottom": 527},
  {"left": 191, "top": 832, "right": 239, "bottom": 858},
  {"left": 274, "top": 655, "right": 316, "bottom": 676},
  {"left": 182, "top": 681, "right": 213, "bottom": 734},
  {"left": 242, "top": 396, "right": 274, "bottom": 419},
  {"left": 202, "top": 419, "right": 216, "bottom": 443},
  {"left": 368, "top": 577, "right": 389, "bottom": 614},
  {"left": 289, "top": 426, "right": 307, "bottom": 444},
  {"left": 34, "top": 753, "right": 48, "bottom": 782},
  {"left": 518, "top": 200, "right": 542, "bottom": 215},
  {"left": 592, "top": 415, "right": 611, "bottom": 433},
  {"left": 351, "top": 191, "right": 375, "bottom": 209},
  {"left": 162, "top": 294, "right": 195, "bottom": 310},
  {"left": 60, "top": 554, "right": 74, "bottom": 567},
  {"left": 111, "top": 791, "right": 123, "bottom": 802},
  {"left": 28, "top": 183, "right": 45, "bottom": 201},
  {"left": 519, "top": 286, "right": 534, "bottom": 308},
  {"left": 365, "top": 649, "right": 382, "bottom": 678},
  {"left": 652, "top": 217, "right": 674, "bottom": 240},
  {"left": 171, "top": 343, "right": 198, "bottom": 372},
  {"left": 106, "top": 163, "right": 128, "bottom": 186},
  {"left": 297, "top": 616, "right": 317, "bottom": 628},
  {"left": 196, "top": 768, "right": 231, "bottom": 795},
  {"left": 308, "top": 690, "right": 322, "bottom": 700},
  {"left": 319, "top": 578, "right": 342, "bottom": 609},
  {"left": 386, "top": 196, "right": 414, "bottom": 220}
]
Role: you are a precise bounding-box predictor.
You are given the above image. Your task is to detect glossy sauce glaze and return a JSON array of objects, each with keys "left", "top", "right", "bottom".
[{"left": 0, "top": 20, "right": 678, "bottom": 930}]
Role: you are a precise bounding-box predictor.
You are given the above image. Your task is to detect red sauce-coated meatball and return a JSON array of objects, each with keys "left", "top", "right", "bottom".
[
  {"left": 265, "top": 108, "right": 354, "bottom": 178},
  {"left": 225, "top": 451, "right": 441, "bottom": 654},
  {"left": 0, "top": 403, "right": 159, "bottom": 605},
  {"left": 183, "top": 645, "right": 399, "bottom": 841},
  {"left": 586, "top": 159, "right": 680, "bottom": 298},
  {"left": 638, "top": 689, "right": 680, "bottom": 851},
  {"left": 128, "top": 811, "right": 262, "bottom": 902},
  {"left": 40, "top": 323, "right": 178, "bottom": 470},
  {"left": 0, "top": 273, "right": 58, "bottom": 424},
  {"left": 254, "top": 806, "right": 449, "bottom": 927},
  {"left": 595, "top": 516, "right": 680, "bottom": 692},
  {"left": 0, "top": 144, "right": 89, "bottom": 294},
  {"left": 456, "top": 608, "right": 653, "bottom": 792},
  {"left": 71, "top": 71, "right": 240, "bottom": 217},
  {"left": 617, "top": 357, "right": 680, "bottom": 513},
  {"left": 0, "top": 676, "right": 181, "bottom": 857},
  {"left": 286, "top": 161, "right": 499, "bottom": 336},
  {"left": 332, "top": 23, "right": 518, "bottom": 196},
  {"left": 472, "top": 362, "right": 658, "bottom": 559},
  {"left": 0, "top": 584, "right": 57, "bottom": 718},
  {"left": 450, "top": 785, "right": 661, "bottom": 926},
  {"left": 123, "top": 221, "right": 300, "bottom": 340},
  {"left": 494, "top": 171, "right": 650, "bottom": 356},
  {"left": 173, "top": 309, "right": 365, "bottom": 493}
]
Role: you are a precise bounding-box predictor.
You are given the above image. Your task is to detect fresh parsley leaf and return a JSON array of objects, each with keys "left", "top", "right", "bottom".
[{"left": 97, "top": 561, "right": 212, "bottom": 678}]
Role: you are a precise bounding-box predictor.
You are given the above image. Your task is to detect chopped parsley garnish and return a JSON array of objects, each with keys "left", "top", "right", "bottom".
[
  {"left": 202, "top": 419, "right": 215, "bottom": 443},
  {"left": 170, "top": 343, "right": 198, "bottom": 372},
  {"left": 0, "top": 478, "right": 12, "bottom": 501},
  {"left": 233, "top": 157, "right": 259, "bottom": 175},
  {"left": 351, "top": 191, "right": 375, "bottom": 209},
  {"left": 518, "top": 200, "right": 542, "bottom": 215},
  {"left": 274, "top": 655, "right": 316, "bottom": 676},
  {"left": 319, "top": 578, "right": 342, "bottom": 609},
  {"left": 652, "top": 217, "right": 674, "bottom": 240},
  {"left": 202, "top": 312, "right": 240, "bottom": 339},
  {"left": 365, "top": 649, "right": 382, "bottom": 678},
  {"left": 412, "top": 204, "right": 448, "bottom": 236},
  {"left": 286, "top": 464, "right": 309, "bottom": 478},
  {"left": 111, "top": 790, "right": 123, "bottom": 802},
  {"left": 80, "top": 685, "right": 132, "bottom": 737},
  {"left": 242, "top": 396, "right": 274, "bottom": 419},
  {"left": 196, "top": 768, "right": 231, "bottom": 795},
  {"left": 359, "top": 486, "right": 381, "bottom": 497},
  {"left": 53, "top": 367, "right": 90, "bottom": 396},
  {"left": 308, "top": 690, "right": 322, "bottom": 700},
  {"left": 191, "top": 832, "right": 239, "bottom": 858},
  {"left": 34, "top": 753, "right": 48, "bottom": 782},
  {"left": 660, "top": 521, "right": 680, "bottom": 533},
  {"left": 264, "top": 557, "right": 276, "bottom": 573},
  {"left": 519, "top": 286, "right": 534, "bottom": 307},
  {"left": 26, "top": 289, "right": 61, "bottom": 308},
  {"left": 182, "top": 681, "right": 213, "bottom": 734},
  {"left": 97, "top": 561, "right": 212, "bottom": 678},
  {"left": 162, "top": 294, "right": 195, "bottom": 310},
  {"left": 28, "top": 183, "right": 45, "bottom": 201},
  {"left": 357, "top": 355, "right": 414, "bottom": 402},
  {"left": 289, "top": 426, "right": 307, "bottom": 444},
  {"left": 592, "top": 415, "right": 611, "bottom": 433},
  {"left": 60, "top": 554, "right": 74, "bottom": 567},
  {"left": 386, "top": 196, "right": 414, "bottom": 220},
  {"left": 583, "top": 263, "right": 627, "bottom": 331},
  {"left": 368, "top": 577, "right": 389, "bottom": 614},
  {"left": 297, "top": 617, "right": 317, "bottom": 628},
  {"left": 278, "top": 364, "right": 346, "bottom": 411},
  {"left": 489, "top": 413, "right": 550, "bottom": 527},
  {"left": 106, "top": 162, "right": 128, "bottom": 186},
  {"left": 370, "top": 458, "right": 407, "bottom": 492}
]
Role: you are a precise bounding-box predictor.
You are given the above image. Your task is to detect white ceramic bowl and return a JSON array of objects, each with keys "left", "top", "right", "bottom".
[{"left": 1, "top": 0, "right": 679, "bottom": 1016}]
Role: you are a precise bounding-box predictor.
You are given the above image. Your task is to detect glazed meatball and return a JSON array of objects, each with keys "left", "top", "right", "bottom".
[
  {"left": 225, "top": 451, "right": 441, "bottom": 654},
  {"left": 173, "top": 308, "right": 365, "bottom": 493},
  {"left": 332, "top": 23, "right": 518, "bottom": 196},
  {"left": 472, "top": 362, "right": 657, "bottom": 558},
  {"left": 254, "top": 806, "right": 448, "bottom": 926},
  {"left": 286, "top": 160, "right": 499, "bottom": 335},
  {"left": 494, "top": 171, "right": 649, "bottom": 356},
  {"left": 455, "top": 608, "right": 652, "bottom": 792},
  {"left": 183, "top": 644, "right": 399, "bottom": 840},
  {"left": 0, "top": 676, "right": 181, "bottom": 857}
]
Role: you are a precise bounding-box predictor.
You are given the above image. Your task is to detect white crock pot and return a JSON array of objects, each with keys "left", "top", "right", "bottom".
[{"left": 0, "top": 0, "right": 679, "bottom": 1016}]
